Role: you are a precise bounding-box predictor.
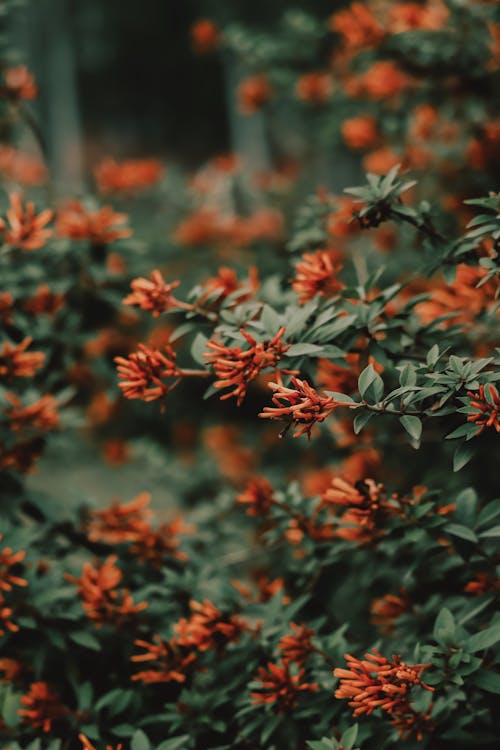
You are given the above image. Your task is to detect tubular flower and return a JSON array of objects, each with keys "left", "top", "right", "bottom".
[
  {"left": 130, "top": 518, "right": 193, "bottom": 565},
  {"left": 198, "top": 266, "right": 259, "bottom": 306},
  {"left": 0, "top": 337, "right": 45, "bottom": 379},
  {"left": 0, "top": 193, "right": 53, "bottom": 250},
  {"left": 19, "top": 682, "right": 66, "bottom": 733},
  {"left": 341, "top": 115, "right": 379, "bottom": 150},
  {"left": 259, "top": 376, "right": 342, "bottom": 439},
  {"left": 347, "top": 62, "right": 411, "bottom": 100},
  {"left": 23, "top": 284, "right": 64, "bottom": 316},
  {"left": 131, "top": 635, "right": 197, "bottom": 683},
  {"left": 4, "top": 393, "right": 59, "bottom": 432},
  {"left": 236, "top": 476, "right": 276, "bottom": 517},
  {"left": 56, "top": 201, "right": 132, "bottom": 245},
  {"left": 115, "top": 343, "right": 179, "bottom": 402},
  {"left": 0, "top": 596, "right": 20, "bottom": 635},
  {"left": 329, "top": 3, "right": 384, "bottom": 48},
  {"left": 79, "top": 734, "right": 123, "bottom": 750},
  {"left": 278, "top": 623, "right": 316, "bottom": 666},
  {"left": 334, "top": 649, "right": 434, "bottom": 740},
  {"left": 465, "top": 384, "right": 500, "bottom": 435},
  {"left": 0, "top": 537, "right": 27, "bottom": 591},
  {"left": 321, "top": 477, "right": 397, "bottom": 542},
  {"left": 94, "top": 158, "right": 163, "bottom": 194},
  {"left": 0, "top": 437, "right": 44, "bottom": 474},
  {"left": 0, "top": 658, "right": 24, "bottom": 683},
  {"left": 295, "top": 72, "right": 333, "bottom": 105},
  {"left": 86, "top": 492, "right": 153, "bottom": 544},
  {"left": 251, "top": 661, "right": 318, "bottom": 713},
  {"left": 292, "top": 250, "right": 344, "bottom": 303},
  {"left": 174, "top": 599, "right": 247, "bottom": 652},
  {"left": 370, "top": 590, "right": 411, "bottom": 634},
  {"left": 464, "top": 573, "right": 500, "bottom": 595},
  {"left": 190, "top": 19, "right": 221, "bottom": 54},
  {"left": 387, "top": 1, "right": 449, "bottom": 33},
  {"left": 3, "top": 66, "right": 38, "bottom": 100},
  {"left": 204, "top": 327, "right": 290, "bottom": 405},
  {"left": 123, "top": 270, "right": 182, "bottom": 316},
  {"left": 237, "top": 75, "right": 273, "bottom": 115},
  {"left": 65, "top": 555, "right": 147, "bottom": 627}
]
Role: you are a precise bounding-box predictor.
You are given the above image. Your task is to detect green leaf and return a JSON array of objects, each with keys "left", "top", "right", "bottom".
[
  {"left": 70, "top": 631, "right": 101, "bottom": 651},
  {"left": 190, "top": 332, "right": 208, "bottom": 365},
  {"left": 470, "top": 669, "right": 500, "bottom": 694},
  {"left": 479, "top": 525, "right": 500, "bottom": 538},
  {"left": 445, "top": 524, "right": 478, "bottom": 543},
  {"left": 453, "top": 443, "right": 474, "bottom": 472},
  {"left": 341, "top": 724, "right": 358, "bottom": 750},
  {"left": 286, "top": 343, "right": 324, "bottom": 357},
  {"left": 2, "top": 689, "right": 21, "bottom": 727},
  {"left": 353, "top": 411, "right": 373, "bottom": 434},
  {"left": 131, "top": 730, "right": 151, "bottom": 750},
  {"left": 156, "top": 738, "right": 191, "bottom": 750},
  {"left": 399, "top": 415, "right": 422, "bottom": 441},
  {"left": 358, "top": 364, "right": 384, "bottom": 401},
  {"left": 434, "top": 608, "right": 456, "bottom": 643},
  {"left": 467, "top": 625, "right": 500, "bottom": 653}
]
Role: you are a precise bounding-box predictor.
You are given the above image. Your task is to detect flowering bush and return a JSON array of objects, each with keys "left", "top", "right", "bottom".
[{"left": 1, "top": 2, "right": 499, "bottom": 750}]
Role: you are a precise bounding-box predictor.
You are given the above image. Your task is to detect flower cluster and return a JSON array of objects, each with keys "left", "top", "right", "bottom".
[
  {"left": 123, "top": 269, "right": 183, "bottom": 316},
  {"left": 115, "top": 343, "right": 179, "bottom": 402}
]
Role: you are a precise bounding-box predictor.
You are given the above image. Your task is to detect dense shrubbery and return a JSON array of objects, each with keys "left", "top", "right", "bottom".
[{"left": 1, "top": 1, "right": 499, "bottom": 749}]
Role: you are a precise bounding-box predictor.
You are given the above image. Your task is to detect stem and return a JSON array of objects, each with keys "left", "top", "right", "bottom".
[{"left": 15, "top": 102, "right": 55, "bottom": 205}]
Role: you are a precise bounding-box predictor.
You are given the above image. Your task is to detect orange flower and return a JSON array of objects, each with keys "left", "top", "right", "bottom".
[
  {"left": 415, "top": 264, "right": 497, "bottom": 327},
  {"left": 278, "top": 623, "right": 316, "bottom": 666},
  {"left": 334, "top": 649, "right": 433, "bottom": 740},
  {"left": 237, "top": 75, "right": 273, "bottom": 115},
  {"left": 79, "top": 734, "right": 123, "bottom": 750},
  {"left": 370, "top": 590, "right": 411, "bottom": 634},
  {"left": 56, "top": 201, "right": 131, "bottom": 245},
  {"left": 174, "top": 599, "right": 247, "bottom": 652},
  {"left": 0, "top": 658, "right": 24, "bottom": 683},
  {"left": 19, "top": 682, "right": 66, "bottom": 733},
  {"left": 0, "top": 192, "right": 52, "bottom": 250},
  {"left": 341, "top": 115, "right": 379, "bottom": 150},
  {"left": 295, "top": 72, "right": 333, "bottom": 105},
  {"left": 0, "top": 291, "right": 14, "bottom": 324},
  {"left": 205, "top": 327, "right": 290, "bottom": 405},
  {"left": 102, "top": 438, "right": 130, "bottom": 466},
  {"left": 190, "top": 19, "right": 221, "bottom": 54},
  {"left": 94, "top": 158, "right": 163, "bottom": 194},
  {"left": 130, "top": 518, "right": 193, "bottom": 566},
  {"left": 0, "top": 595, "right": 20, "bottom": 635},
  {"left": 123, "top": 270, "right": 182, "bottom": 317},
  {"left": 0, "top": 146, "right": 47, "bottom": 185},
  {"left": 4, "top": 393, "right": 59, "bottom": 432},
  {"left": 292, "top": 250, "right": 344, "bottom": 303},
  {"left": 464, "top": 573, "right": 500, "bottom": 595},
  {"left": 388, "top": 1, "right": 449, "bottom": 33},
  {"left": 363, "top": 146, "right": 401, "bottom": 175},
  {"left": 466, "top": 384, "right": 500, "bottom": 435},
  {"left": 316, "top": 356, "right": 358, "bottom": 395},
  {"left": 3, "top": 66, "right": 37, "bottom": 100},
  {"left": 65, "top": 555, "right": 147, "bottom": 626},
  {"left": 23, "top": 284, "right": 64, "bottom": 316},
  {"left": 329, "top": 3, "right": 384, "bottom": 49},
  {"left": 86, "top": 492, "right": 153, "bottom": 544},
  {"left": 132, "top": 635, "right": 196, "bottom": 683},
  {"left": 0, "top": 438, "right": 44, "bottom": 474},
  {"left": 410, "top": 104, "right": 439, "bottom": 140},
  {"left": 115, "top": 343, "right": 179, "bottom": 402},
  {"left": 347, "top": 62, "right": 411, "bottom": 100},
  {"left": 199, "top": 266, "right": 259, "bottom": 306},
  {"left": 0, "top": 536, "right": 27, "bottom": 592},
  {"left": 251, "top": 660, "right": 318, "bottom": 712},
  {"left": 237, "top": 476, "right": 276, "bottom": 516},
  {"left": 260, "top": 375, "right": 343, "bottom": 439},
  {"left": 321, "top": 477, "right": 396, "bottom": 542},
  {"left": 327, "top": 196, "right": 360, "bottom": 239},
  {"left": 0, "top": 337, "right": 45, "bottom": 379}
]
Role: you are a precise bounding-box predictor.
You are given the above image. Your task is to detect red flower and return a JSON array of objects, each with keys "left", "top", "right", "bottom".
[
  {"left": 23, "top": 284, "right": 64, "bottom": 316},
  {"left": 295, "top": 72, "right": 333, "bottom": 105},
  {"left": 237, "top": 75, "right": 273, "bottom": 115},
  {"left": 205, "top": 327, "right": 290, "bottom": 405},
  {"left": 130, "top": 518, "right": 193, "bottom": 566},
  {"left": 123, "top": 270, "right": 183, "bottom": 317},
  {"left": 66, "top": 555, "right": 147, "bottom": 627},
  {"left": 329, "top": 3, "right": 384, "bottom": 49},
  {"left": 466, "top": 384, "right": 500, "bottom": 434},
  {"left": 0, "top": 193, "right": 53, "bottom": 250},
  {"left": 86, "top": 492, "right": 153, "bottom": 544},
  {"left": 19, "top": 682, "right": 66, "bottom": 732},
  {"left": 341, "top": 115, "right": 379, "bottom": 150},
  {"left": 237, "top": 476, "right": 276, "bottom": 516},
  {"left": 94, "top": 158, "right": 163, "bottom": 194},
  {"left": 251, "top": 660, "right": 318, "bottom": 713},
  {"left": 56, "top": 201, "right": 131, "bottom": 245},
  {"left": 259, "top": 375, "right": 343, "bottom": 439},
  {"left": 370, "top": 590, "right": 411, "bottom": 634},
  {"left": 79, "top": 734, "right": 123, "bottom": 750},
  {"left": 199, "top": 266, "right": 259, "bottom": 306},
  {"left": 4, "top": 393, "right": 59, "bottom": 432},
  {"left": 278, "top": 623, "right": 316, "bottom": 666},
  {"left": 334, "top": 650, "right": 433, "bottom": 740},
  {"left": 174, "top": 599, "right": 247, "bottom": 652},
  {"left": 115, "top": 343, "right": 179, "bottom": 402},
  {"left": 292, "top": 250, "right": 344, "bottom": 303},
  {"left": 464, "top": 573, "right": 500, "bottom": 595},
  {"left": 0, "top": 337, "right": 45, "bottom": 379},
  {"left": 132, "top": 635, "right": 196, "bottom": 684},
  {"left": 3, "top": 66, "right": 38, "bottom": 100},
  {"left": 347, "top": 62, "right": 411, "bottom": 100},
  {"left": 321, "top": 477, "right": 396, "bottom": 543},
  {"left": 0, "top": 292, "right": 14, "bottom": 324},
  {"left": 190, "top": 19, "right": 221, "bottom": 55}
]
